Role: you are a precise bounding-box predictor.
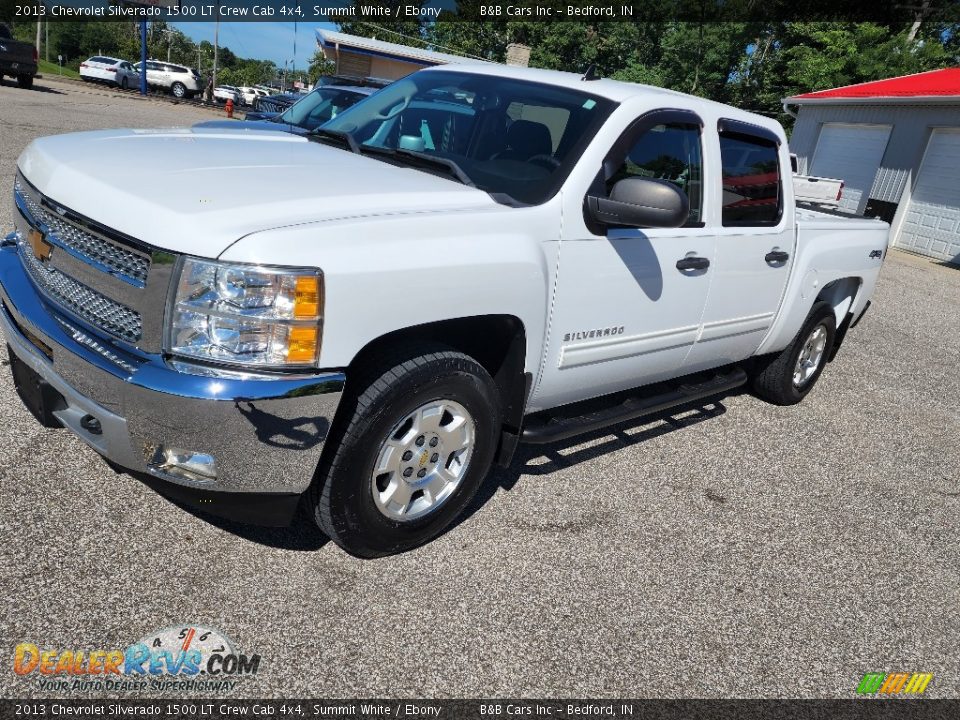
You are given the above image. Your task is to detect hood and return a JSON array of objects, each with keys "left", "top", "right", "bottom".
[
  {"left": 243, "top": 111, "right": 283, "bottom": 122},
  {"left": 193, "top": 118, "right": 304, "bottom": 134},
  {"left": 17, "top": 128, "right": 496, "bottom": 257}
]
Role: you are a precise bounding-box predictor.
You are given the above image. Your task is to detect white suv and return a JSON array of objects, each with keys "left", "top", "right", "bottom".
[{"left": 133, "top": 60, "right": 200, "bottom": 98}]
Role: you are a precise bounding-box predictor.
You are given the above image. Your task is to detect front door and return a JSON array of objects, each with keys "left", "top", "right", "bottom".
[{"left": 533, "top": 111, "right": 716, "bottom": 409}]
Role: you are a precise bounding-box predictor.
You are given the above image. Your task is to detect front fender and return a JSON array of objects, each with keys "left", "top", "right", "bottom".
[{"left": 219, "top": 205, "right": 556, "bottom": 375}]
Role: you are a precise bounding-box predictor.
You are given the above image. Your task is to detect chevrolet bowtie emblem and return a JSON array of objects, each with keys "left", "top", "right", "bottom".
[{"left": 28, "top": 228, "right": 53, "bottom": 262}]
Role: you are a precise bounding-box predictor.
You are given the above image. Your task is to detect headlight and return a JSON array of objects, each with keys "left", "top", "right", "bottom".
[{"left": 168, "top": 258, "right": 323, "bottom": 368}]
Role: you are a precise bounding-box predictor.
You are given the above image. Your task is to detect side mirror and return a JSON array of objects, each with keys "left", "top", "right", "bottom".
[{"left": 586, "top": 177, "right": 689, "bottom": 229}]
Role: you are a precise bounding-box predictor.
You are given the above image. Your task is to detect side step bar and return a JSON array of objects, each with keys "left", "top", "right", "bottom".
[{"left": 520, "top": 367, "right": 748, "bottom": 445}]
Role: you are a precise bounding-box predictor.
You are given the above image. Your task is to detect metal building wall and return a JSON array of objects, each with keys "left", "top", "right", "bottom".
[{"left": 787, "top": 104, "right": 960, "bottom": 205}]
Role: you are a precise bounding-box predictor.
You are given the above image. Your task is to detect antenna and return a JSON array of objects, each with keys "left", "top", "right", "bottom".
[{"left": 582, "top": 64, "right": 599, "bottom": 82}]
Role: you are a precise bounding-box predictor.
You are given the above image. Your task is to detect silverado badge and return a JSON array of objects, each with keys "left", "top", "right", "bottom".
[{"left": 28, "top": 228, "right": 52, "bottom": 263}]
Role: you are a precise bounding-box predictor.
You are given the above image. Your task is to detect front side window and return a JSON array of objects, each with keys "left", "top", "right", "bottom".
[
  {"left": 719, "top": 131, "right": 782, "bottom": 226},
  {"left": 608, "top": 122, "right": 703, "bottom": 225},
  {"left": 322, "top": 70, "right": 617, "bottom": 205}
]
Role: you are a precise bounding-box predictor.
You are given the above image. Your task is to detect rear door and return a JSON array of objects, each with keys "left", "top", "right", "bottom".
[{"left": 685, "top": 120, "right": 794, "bottom": 370}]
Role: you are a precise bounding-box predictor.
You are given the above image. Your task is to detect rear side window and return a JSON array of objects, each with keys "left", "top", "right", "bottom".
[{"left": 719, "top": 131, "right": 782, "bottom": 226}]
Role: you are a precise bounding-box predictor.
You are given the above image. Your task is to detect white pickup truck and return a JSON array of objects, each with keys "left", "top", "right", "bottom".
[
  {"left": 3, "top": 64, "right": 889, "bottom": 557},
  {"left": 790, "top": 153, "right": 845, "bottom": 207}
]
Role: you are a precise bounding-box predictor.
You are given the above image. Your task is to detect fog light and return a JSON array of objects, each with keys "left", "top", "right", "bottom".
[{"left": 158, "top": 447, "right": 218, "bottom": 482}]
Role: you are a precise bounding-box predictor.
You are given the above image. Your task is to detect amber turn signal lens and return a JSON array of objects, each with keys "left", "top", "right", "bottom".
[
  {"left": 293, "top": 276, "right": 320, "bottom": 319},
  {"left": 286, "top": 326, "right": 319, "bottom": 363}
]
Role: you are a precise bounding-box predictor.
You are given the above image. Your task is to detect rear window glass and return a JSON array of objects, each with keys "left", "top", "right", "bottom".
[{"left": 719, "top": 132, "right": 782, "bottom": 226}]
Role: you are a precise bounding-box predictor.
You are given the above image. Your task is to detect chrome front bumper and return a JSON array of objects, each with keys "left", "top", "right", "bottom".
[{"left": 0, "top": 238, "right": 345, "bottom": 497}]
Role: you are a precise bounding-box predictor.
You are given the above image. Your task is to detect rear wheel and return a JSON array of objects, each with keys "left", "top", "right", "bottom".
[
  {"left": 17, "top": 74, "right": 33, "bottom": 90},
  {"left": 120, "top": 76, "right": 128, "bottom": 90},
  {"left": 752, "top": 301, "right": 836, "bottom": 406},
  {"left": 310, "top": 346, "right": 500, "bottom": 558},
  {"left": 171, "top": 82, "right": 186, "bottom": 98}
]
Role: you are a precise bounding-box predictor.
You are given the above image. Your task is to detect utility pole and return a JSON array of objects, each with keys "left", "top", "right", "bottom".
[
  {"left": 35, "top": 20, "right": 41, "bottom": 61},
  {"left": 44, "top": 21, "right": 48, "bottom": 63},
  {"left": 212, "top": 1, "right": 219, "bottom": 96},
  {"left": 139, "top": 20, "right": 147, "bottom": 95}
]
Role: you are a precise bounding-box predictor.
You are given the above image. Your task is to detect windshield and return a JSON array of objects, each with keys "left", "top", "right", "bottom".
[
  {"left": 322, "top": 70, "right": 616, "bottom": 205},
  {"left": 279, "top": 87, "right": 367, "bottom": 130}
]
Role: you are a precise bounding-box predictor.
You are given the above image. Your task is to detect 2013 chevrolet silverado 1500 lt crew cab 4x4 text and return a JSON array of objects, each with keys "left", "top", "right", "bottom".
[{"left": 2, "top": 64, "right": 889, "bottom": 557}]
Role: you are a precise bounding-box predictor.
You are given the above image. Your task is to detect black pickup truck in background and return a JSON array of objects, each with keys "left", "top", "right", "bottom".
[{"left": 0, "top": 23, "right": 37, "bottom": 89}]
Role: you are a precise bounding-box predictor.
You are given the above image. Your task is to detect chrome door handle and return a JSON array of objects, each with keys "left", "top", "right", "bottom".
[{"left": 676, "top": 256, "right": 710, "bottom": 271}]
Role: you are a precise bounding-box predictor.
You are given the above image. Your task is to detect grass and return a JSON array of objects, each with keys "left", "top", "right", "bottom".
[{"left": 36, "top": 60, "right": 80, "bottom": 79}]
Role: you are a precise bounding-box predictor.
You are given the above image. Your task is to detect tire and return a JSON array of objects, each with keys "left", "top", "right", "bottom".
[
  {"left": 17, "top": 74, "right": 33, "bottom": 90},
  {"left": 171, "top": 82, "right": 186, "bottom": 98},
  {"left": 752, "top": 301, "right": 836, "bottom": 406},
  {"left": 120, "top": 77, "right": 128, "bottom": 90},
  {"left": 310, "top": 346, "right": 501, "bottom": 558}
]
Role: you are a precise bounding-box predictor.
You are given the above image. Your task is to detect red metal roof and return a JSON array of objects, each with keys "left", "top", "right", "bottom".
[{"left": 790, "top": 68, "right": 960, "bottom": 100}]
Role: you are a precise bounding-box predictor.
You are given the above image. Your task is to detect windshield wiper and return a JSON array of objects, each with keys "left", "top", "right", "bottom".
[
  {"left": 395, "top": 149, "right": 476, "bottom": 188},
  {"left": 309, "top": 128, "right": 359, "bottom": 154},
  {"left": 358, "top": 145, "right": 475, "bottom": 188}
]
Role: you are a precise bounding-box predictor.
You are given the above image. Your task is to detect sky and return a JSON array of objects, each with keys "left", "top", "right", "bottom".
[{"left": 171, "top": 21, "right": 336, "bottom": 68}]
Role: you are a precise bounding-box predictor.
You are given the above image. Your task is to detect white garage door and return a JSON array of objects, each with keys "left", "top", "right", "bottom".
[
  {"left": 896, "top": 128, "right": 960, "bottom": 263},
  {"left": 811, "top": 123, "right": 892, "bottom": 215}
]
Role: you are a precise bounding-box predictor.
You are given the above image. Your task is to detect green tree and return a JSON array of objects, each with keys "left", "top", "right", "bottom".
[{"left": 307, "top": 49, "right": 336, "bottom": 84}]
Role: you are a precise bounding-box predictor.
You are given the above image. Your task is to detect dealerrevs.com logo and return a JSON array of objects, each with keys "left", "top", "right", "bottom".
[
  {"left": 13, "top": 625, "right": 260, "bottom": 693},
  {"left": 856, "top": 672, "right": 933, "bottom": 695}
]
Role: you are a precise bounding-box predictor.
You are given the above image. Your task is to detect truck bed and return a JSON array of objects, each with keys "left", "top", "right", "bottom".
[{"left": 795, "top": 205, "right": 886, "bottom": 227}]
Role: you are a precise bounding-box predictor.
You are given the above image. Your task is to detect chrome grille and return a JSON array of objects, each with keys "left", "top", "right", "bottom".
[
  {"left": 19, "top": 240, "right": 143, "bottom": 343},
  {"left": 14, "top": 177, "right": 150, "bottom": 285}
]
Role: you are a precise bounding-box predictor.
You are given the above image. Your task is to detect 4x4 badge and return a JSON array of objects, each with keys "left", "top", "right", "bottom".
[{"left": 28, "top": 228, "right": 52, "bottom": 262}]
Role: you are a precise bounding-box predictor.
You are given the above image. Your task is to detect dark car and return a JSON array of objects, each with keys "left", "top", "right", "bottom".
[
  {"left": 247, "top": 92, "right": 300, "bottom": 118},
  {"left": 0, "top": 23, "right": 38, "bottom": 89},
  {"left": 195, "top": 85, "right": 378, "bottom": 134},
  {"left": 250, "top": 74, "right": 391, "bottom": 113}
]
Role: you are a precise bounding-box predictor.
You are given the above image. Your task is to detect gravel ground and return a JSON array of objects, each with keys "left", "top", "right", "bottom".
[{"left": 0, "top": 77, "right": 958, "bottom": 700}]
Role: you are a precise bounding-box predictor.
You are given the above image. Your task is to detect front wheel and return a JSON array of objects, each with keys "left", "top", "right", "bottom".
[
  {"left": 310, "top": 347, "right": 501, "bottom": 558},
  {"left": 171, "top": 82, "right": 186, "bottom": 98},
  {"left": 752, "top": 301, "right": 836, "bottom": 406}
]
